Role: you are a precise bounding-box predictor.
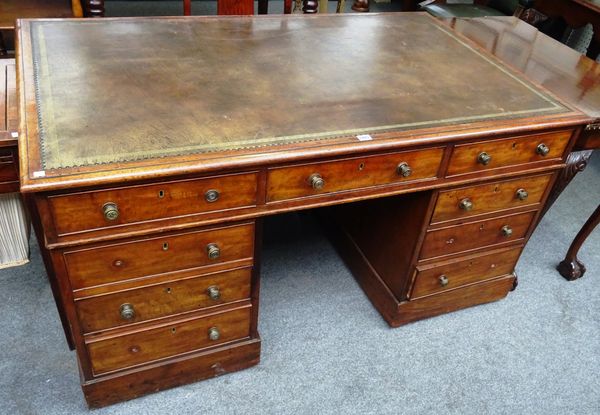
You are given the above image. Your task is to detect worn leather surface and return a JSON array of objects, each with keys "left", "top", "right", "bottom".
[{"left": 29, "top": 14, "right": 566, "bottom": 169}]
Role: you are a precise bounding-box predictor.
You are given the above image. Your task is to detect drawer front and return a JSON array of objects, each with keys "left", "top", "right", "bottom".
[
  {"left": 48, "top": 172, "right": 258, "bottom": 236},
  {"left": 431, "top": 174, "right": 552, "bottom": 224},
  {"left": 87, "top": 306, "right": 252, "bottom": 375},
  {"left": 420, "top": 211, "right": 535, "bottom": 260},
  {"left": 64, "top": 223, "right": 255, "bottom": 290},
  {"left": 0, "top": 148, "right": 18, "bottom": 183},
  {"left": 447, "top": 130, "right": 571, "bottom": 176},
  {"left": 76, "top": 268, "right": 252, "bottom": 333},
  {"left": 411, "top": 247, "right": 521, "bottom": 299},
  {"left": 266, "top": 147, "right": 444, "bottom": 202}
]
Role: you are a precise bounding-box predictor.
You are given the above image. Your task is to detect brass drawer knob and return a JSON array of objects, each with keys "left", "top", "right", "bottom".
[
  {"left": 208, "top": 326, "right": 220, "bottom": 341},
  {"left": 102, "top": 202, "right": 119, "bottom": 221},
  {"left": 459, "top": 198, "right": 473, "bottom": 211},
  {"left": 206, "top": 243, "right": 221, "bottom": 260},
  {"left": 396, "top": 162, "right": 412, "bottom": 177},
  {"left": 119, "top": 303, "right": 135, "bottom": 320},
  {"left": 536, "top": 143, "right": 550, "bottom": 156},
  {"left": 516, "top": 188, "right": 529, "bottom": 201},
  {"left": 501, "top": 225, "right": 513, "bottom": 237},
  {"left": 309, "top": 173, "right": 325, "bottom": 190},
  {"left": 207, "top": 285, "right": 221, "bottom": 300},
  {"left": 477, "top": 151, "right": 492, "bottom": 165},
  {"left": 205, "top": 189, "right": 219, "bottom": 203},
  {"left": 438, "top": 274, "right": 449, "bottom": 287}
]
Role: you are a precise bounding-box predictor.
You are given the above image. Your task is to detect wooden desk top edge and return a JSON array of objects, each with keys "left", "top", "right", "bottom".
[{"left": 14, "top": 13, "right": 593, "bottom": 193}]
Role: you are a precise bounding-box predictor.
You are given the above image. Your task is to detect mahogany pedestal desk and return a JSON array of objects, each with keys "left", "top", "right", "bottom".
[{"left": 16, "top": 13, "right": 592, "bottom": 407}]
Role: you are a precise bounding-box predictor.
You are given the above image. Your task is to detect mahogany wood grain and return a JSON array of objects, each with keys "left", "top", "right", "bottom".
[
  {"left": 217, "top": 0, "right": 255, "bottom": 15},
  {"left": 410, "top": 246, "right": 522, "bottom": 298},
  {"left": 431, "top": 173, "right": 552, "bottom": 224},
  {"left": 420, "top": 211, "right": 536, "bottom": 260},
  {"left": 447, "top": 130, "right": 572, "bottom": 177},
  {"left": 393, "top": 275, "right": 515, "bottom": 326},
  {"left": 82, "top": 338, "right": 261, "bottom": 408},
  {"left": 0, "top": 60, "right": 18, "bottom": 193},
  {"left": 267, "top": 148, "right": 444, "bottom": 202},
  {"left": 48, "top": 171, "right": 258, "bottom": 236},
  {"left": 64, "top": 222, "right": 255, "bottom": 290},
  {"left": 75, "top": 268, "right": 252, "bottom": 333},
  {"left": 87, "top": 305, "right": 252, "bottom": 375}
]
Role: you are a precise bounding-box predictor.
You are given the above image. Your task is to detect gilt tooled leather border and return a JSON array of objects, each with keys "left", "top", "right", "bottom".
[{"left": 30, "top": 19, "right": 567, "bottom": 171}]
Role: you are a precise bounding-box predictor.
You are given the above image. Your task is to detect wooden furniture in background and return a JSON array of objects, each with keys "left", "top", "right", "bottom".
[
  {"left": 443, "top": 16, "right": 600, "bottom": 280},
  {"left": 420, "top": 0, "right": 533, "bottom": 18},
  {"left": 0, "top": 0, "right": 82, "bottom": 56},
  {"left": 16, "top": 13, "right": 590, "bottom": 407}
]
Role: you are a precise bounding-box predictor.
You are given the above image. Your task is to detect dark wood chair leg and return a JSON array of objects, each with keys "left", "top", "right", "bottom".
[
  {"left": 85, "top": 0, "right": 105, "bottom": 17},
  {"left": 258, "top": 0, "right": 269, "bottom": 14},
  {"left": 0, "top": 32, "right": 6, "bottom": 57},
  {"left": 557, "top": 204, "right": 600, "bottom": 280}
]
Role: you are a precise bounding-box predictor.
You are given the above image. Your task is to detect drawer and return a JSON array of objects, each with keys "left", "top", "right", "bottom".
[
  {"left": 410, "top": 247, "right": 521, "bottom": 299},
  {"left": 447, "top": 130, "right": 571, "bottom": 176},
  {"left": 420, "top": 211, "right": 535, "bottom": 260},
  {"left": 48, "top": 171, "right": 258, "bottom": 236},
  {"left": 431, "top": 174, "right": 552, "bottom": 224},
  {"left": 0, "top": 148, "right": 18, "bottom": 183},
  {"left": 76, "top": 268, "right": 252, "bottom": 333},
  {"left": 87, "top": 306, "right": 252, "bottom": 375},
  {"left": 266, "top": 147, "right": 444, "bottom": 202},
  {"left": 64, "top": 222, "right": 254, "bottom": 290}
]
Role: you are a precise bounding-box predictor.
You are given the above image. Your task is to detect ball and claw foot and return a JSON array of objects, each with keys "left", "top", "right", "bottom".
[{"left": 557, "top": 258, "right": 586, "bottom": 281}]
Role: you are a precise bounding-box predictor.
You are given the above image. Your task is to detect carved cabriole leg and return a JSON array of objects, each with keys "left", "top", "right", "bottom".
[
  {"left": 540, "top": 150, "right": 594, "bottom": 218},
  {"left": 351, "top": 0, "right": 369, "bottom": 12},
  {"left": 557, "top": 204, "right": 600, "bottom": 281},
  {"left": 303, "top": 0, "right": 319, "bottom": 13},
  {"left": 85, "top": 0, "right": 105, "bottom": 17}
]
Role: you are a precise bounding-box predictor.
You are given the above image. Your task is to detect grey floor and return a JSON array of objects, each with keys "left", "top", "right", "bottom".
[{"left": 0, "top": 152, "right": 598, "bottom": 415}]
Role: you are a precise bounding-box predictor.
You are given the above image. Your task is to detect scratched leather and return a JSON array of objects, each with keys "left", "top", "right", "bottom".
[{"left": 29, "top": 14, "right": 566, "bottom": 169}]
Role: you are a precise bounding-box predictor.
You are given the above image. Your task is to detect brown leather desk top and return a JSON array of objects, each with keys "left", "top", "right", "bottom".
[{"left": 17, "top": 13, "right": 589, "bottom": 192}]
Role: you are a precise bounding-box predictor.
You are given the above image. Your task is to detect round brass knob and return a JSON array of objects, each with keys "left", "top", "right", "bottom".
[
  {"left": 119, "top": 303, "right": 135, "bottom": 320},
  {"left": 207, "top": 243, "right": 220, "bottom": 260},
  {"left": 459, "top": 198, "right": 473, "bottom": 211},
  {"left": 207, "top": 285, "right": 221, "bottom": 300},
  {"left": 477, "top": 152, "right": 492, "bottom": 165},
  {"left": 516, "top": 188, "right": 529, "bottom": 201},
  {"left": 396, "top": 162, "right": 412, "bottom": 178},
  {"left": 309, "top": 173, "right": 325, "bottom": 190},
  {"left": 536, "top": 143, "right": 550, "bottom": 156},
  {"left": 208, "top": 326, "right": 220, "bottom": 341},
  {"left": 439, "top": 274, "right": 449, "bottom": 287},
  {"left": 501, "top": 225, "right": 513, "bottom": 237},
  {"left": 205, "top": 189, "right": 219, "bottom": 203},
  {"left": 102, "top": 202, "right": 119, "bottom": 221}
]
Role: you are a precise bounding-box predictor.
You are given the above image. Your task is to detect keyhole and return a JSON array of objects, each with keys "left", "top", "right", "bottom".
[
  {"left": 163, "top": 242, "right": 169, "bottom": 251},
  {"left": 480, "top": 224, "right": 485, "bottom": 230},
  {"left": 165, "top": 287, "right": 172, "bottom": 294},
  {"left": 358, "top": 162, "right": 365, "bottom": 171},
  {"left": 158, "top": 190, "right": 165, "bottom": 198},
  {"left": 494, "top": 185, "right": 499, "bottom": 193},
  {"left": 512, "top": 142, "right": 517, "bottom": 149},
  {"left": 171, "top": 327, "right": 176, "bottom": 333}
]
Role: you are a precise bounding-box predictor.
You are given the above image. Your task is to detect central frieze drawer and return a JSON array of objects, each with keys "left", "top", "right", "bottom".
[
  {"left": 75, "top": 268, "right": 252, "bottom": 333},
  {"left": 266, "top": 147, "right": 444, "bottom": 202},
  {"left": 431, "top": 173, "right": 552, "bottom": 224},
  {"left": 48, "top": 171, "right": 258, "bottom": 236},
  {"left": 420, "top": 211, "right": 535, "bottom": 260},
  {"left": 447, "top": 130, "right": 571, "bottom": 176},
  {"left": 87, "top": 306, "right": 252, "bottom": 375},
  {"left": 64, "top": 222, "right": 255, "bottom": 290}
]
